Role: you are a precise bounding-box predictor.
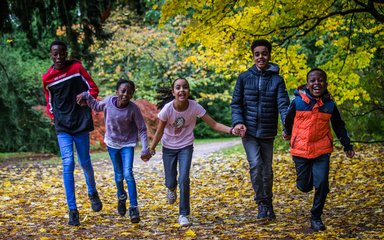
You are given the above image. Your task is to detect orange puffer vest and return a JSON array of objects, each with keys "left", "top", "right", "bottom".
[{"left": 290, "top": 88, "right": 335, "bottom": 159}]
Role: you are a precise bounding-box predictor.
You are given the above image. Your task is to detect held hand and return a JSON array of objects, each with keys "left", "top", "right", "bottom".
[
  {"left": 140, "top": 152, "right": 151, "bottom": 162},
  {"left": 282, "top": 132, "right": 291, "bottom": 141},
  {"left": 345, "top": 150, "right": 355, "bottom": 158},
  {"left": 76, "top": 93, "right": 88, "bottom": 106},
  {"left": 234, "top": 124, "right": 247, "bottom": 138},
  {"left": 76, "top": 93, "right": 84, "bottom": 104}
]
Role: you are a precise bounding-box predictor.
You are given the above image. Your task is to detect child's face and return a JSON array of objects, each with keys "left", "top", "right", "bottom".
[
  {"left": 307, "top": 70, "right": 327, "bottom": 97},
  {"left": 253, "top": 46, "right": 270, "bottom": 71},
  {"left": 172, "top": 79, "right": 190, "bottom": 102},
  {"left": 116, "top": 83, "right": 133, "bottom": 106},
  {"left": 50, "top": 45, "right": 67, "bottom": 70}
]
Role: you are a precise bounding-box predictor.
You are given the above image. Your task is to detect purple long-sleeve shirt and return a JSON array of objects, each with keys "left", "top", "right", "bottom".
[{"left": 84, "top": 92, "right": 149, "bottom": 155}]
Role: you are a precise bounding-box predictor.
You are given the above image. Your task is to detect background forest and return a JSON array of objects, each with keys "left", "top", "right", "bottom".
[{"left": 0, "top": 0, "right": 383, "bottom": 153}]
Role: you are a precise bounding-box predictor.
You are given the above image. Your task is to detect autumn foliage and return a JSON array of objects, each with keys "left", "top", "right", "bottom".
[{"left": 0, "top": 144, "right": 383, "bottom": 239}]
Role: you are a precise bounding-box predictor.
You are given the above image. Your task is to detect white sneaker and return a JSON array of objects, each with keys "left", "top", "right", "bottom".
[
  {"left": 178, "top": 215, "right": 191, "bottom": 227},
  {"left": 166, "top": 188, "right": 177, "bottom": 204}
]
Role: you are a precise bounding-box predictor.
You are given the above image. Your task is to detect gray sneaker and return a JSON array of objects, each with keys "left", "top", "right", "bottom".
[
  {"left": 178, "top": 215, "right": 191, "bottom": 227},
  {"left": 166, "top": 188, "right": 177, "bottom": 204}
]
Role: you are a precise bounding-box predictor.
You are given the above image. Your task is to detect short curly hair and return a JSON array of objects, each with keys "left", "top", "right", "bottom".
[{"left": 251, "top": 39, "right": 272, "bottom": 55}]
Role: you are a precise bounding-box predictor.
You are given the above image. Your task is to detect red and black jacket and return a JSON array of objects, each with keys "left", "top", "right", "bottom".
[{"left": 42, "top": 60, "right": 99, "bottom": 134}]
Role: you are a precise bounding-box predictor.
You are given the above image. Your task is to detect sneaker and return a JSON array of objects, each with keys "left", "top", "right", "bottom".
[
  {"left": 68, "top": 209, "right": 80, "bottom": 226},
  {"left": 117, "top": 199, "right": 126, "bottom": 216},
  {"left": 257, "top": 203, "right": 268, "bottom": 220},
  {"left": 88, "top": 191, "right": 103, "bottom": 212},
  {"left": 129, "top": 207, "right": 140, "bottom": 223},
  {"left": 266, "top": 204, "right": 276, "bottom": 220},
  {"left": 311, "top": 218, "right": 326, "bottom": 231},
  {"left": 178, "top": 215, "right": 191, "bottom": 227},
  {"left": 166, "top": 188, "right": 177, "bottom": 204}
]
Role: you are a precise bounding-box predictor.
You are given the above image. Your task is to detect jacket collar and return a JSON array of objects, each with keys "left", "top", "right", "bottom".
[
  {"left": 249, "top": 62, "right": 280, "bottom": 76},
  {"left": 295, "top": 85, "right": 332, "bottom": 105}
]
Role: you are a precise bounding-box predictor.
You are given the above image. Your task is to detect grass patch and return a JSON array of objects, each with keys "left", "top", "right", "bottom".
[{"left": 194, "top": 137, "right": 239, "bottom": 144}]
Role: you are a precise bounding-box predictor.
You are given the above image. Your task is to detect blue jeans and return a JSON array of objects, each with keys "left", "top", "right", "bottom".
[
  {"left": 57, "top": 132, "right": 97, "bottom": 210},
  {"left": 293, "top": 154, "right": 330, "bottom": 219},
  {"left": 242, "top": 136, "right": 274, "bottom": 205},
  {"left": 162, "top": 145, "right": 193, "bottom": 216},
  {"left": 107, "top": 146, "right": 138, "bottom": 207}
]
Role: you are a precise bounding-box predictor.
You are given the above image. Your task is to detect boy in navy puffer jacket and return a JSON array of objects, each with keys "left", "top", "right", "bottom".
[{"left": 231, "top": 39, "right": 290, "bottom": 221}]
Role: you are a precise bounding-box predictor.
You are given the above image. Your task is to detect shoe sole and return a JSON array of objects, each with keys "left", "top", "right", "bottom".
[
  {"left": 130, "top": 217, "right": 140, "bottom": 223},
  {"left": 118, "top": 212, "right": 126, "bottom": 216},
  {"left": 92, "top": 207, "right": 102, "bottom": 212},
  {"left": 179, "top": 223, "right": 191, "bottom": 227}
]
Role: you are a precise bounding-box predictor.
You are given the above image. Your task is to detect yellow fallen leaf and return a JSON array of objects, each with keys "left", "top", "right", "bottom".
[
  {"left": 283, "top": 208, "right": 292, "bottom": 213},
  {"left": 3, "top": 181, "right": 11, "bottom": 187},
  {"left": 184, "top": 229, "right": 196, "bottom": 237},
  {"left": 173, "top": 223, "right": 180, "bottom": 228}
]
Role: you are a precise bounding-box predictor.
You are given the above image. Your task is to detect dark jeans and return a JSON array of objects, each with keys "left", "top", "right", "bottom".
[
  {"left": 107, "top": 146, "right": 138, "bottom": 207},
  {"left": 162, "top": 145, "right": 193, "bottom": 216},
  {"left": 293, "top": 154, "right": 330, "bottom": 219},
  {"left": 242, "top": 136, "right": 274, "bottom": 205}
]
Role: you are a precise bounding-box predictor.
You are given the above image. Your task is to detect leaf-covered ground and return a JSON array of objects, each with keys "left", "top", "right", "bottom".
[{"left": 0, "top": 144, "right": 383, "bottom": 239}]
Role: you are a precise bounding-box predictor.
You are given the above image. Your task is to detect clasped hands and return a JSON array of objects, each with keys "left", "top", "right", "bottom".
[{"left": 232, "top": 124, "right": 247, "bottom": 138}]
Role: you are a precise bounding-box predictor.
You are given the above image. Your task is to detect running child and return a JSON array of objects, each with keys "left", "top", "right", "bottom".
[
  {"left": 42, "top": 40, "right": 102, "bottom": 226},
  {"left": 149, "top": 78, "right": 238, "bottom": 227},
  {"left": 77, "top": 79, "right": 151, "bottom": 223},
  {"left": 283, "top": 68, "right": 355, "bottom": 231}
]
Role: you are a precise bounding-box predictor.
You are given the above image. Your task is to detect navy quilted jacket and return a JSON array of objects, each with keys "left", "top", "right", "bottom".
[{"left": 231, "top": 63, "right": 290, "bottom": 138}]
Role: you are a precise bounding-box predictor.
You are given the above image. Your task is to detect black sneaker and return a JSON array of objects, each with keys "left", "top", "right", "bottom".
[
  {"left": 129, "top": 207, "right": 140, "bottom": 223},
  {"left": 68, "top": 209, "right": 80, "bottom": 226},
  {"left": 88, "top": 191, "right": 102, "bottom": 212},
  {"left": 311, "top": 218, "right": 326, "bottom": 231},
  {"left": 117, "top": 199, "right": 127, "bottom": 216},
  {"left": 266, "top": 204, "right": 276, "bottom": 220},
  {"left": 257, "top": 203, "right": 268, "bottom": 220}
]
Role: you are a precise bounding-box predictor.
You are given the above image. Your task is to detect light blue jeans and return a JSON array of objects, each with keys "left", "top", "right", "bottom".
[
  {"left": 242, "top": 136, "right": 274, "bottom": 205},
  {"left": 57, "top": 132, "right": 97, "bottom": 210},
  {"left": 107, "top": 146, "right": 138, "bottom": 207},
  {"left": 162, "top": 145, "right": 193, "bottom": 216}
]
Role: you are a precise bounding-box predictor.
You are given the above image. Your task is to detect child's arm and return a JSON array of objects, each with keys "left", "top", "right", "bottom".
[
  {"left": 76, "top": 92, "right": 105, "bottom": 112},
  {"left": 277, "top": 78, "right": 290, "bottom": 124},
  {"left": 201, "top": 113, "right": 236, "bottom": 135},
  {"left": 149, "top": 120, "right": 167, "bottom": 156},
  {"left": 231, "top": 76, "right": 245, "bottom": 127},
  {"left": 133, "top": 105, "right": 151, "bottom": 161},
  {"left": 283, "top": 100, "right": 296, "bottom": 140},
  {"left": 331, "top": 105, "right": 355, "bottom": 158},
  {"left": 79, "top": 65, "right": 99, "bottom": 98}
]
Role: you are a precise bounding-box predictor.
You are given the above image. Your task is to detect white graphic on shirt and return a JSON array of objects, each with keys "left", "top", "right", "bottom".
[{"left": 172, "top": 116, "right": 185, "bottom": 135}]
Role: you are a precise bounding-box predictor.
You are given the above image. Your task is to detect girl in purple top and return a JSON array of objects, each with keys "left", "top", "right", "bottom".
[
  {"left": 77, "top": 79, "right": 151, "bottom": 223},
  {"left": 149, "top": 78, "right": 238, "bottom": 227}
]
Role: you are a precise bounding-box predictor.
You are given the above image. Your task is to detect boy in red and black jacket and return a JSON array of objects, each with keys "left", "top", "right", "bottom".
[
  {"left": 283, "top": 68, "right": 355, "bottom": 231},
  {"left": 42, "top": 40, "right": 102, "bottom": 226}
]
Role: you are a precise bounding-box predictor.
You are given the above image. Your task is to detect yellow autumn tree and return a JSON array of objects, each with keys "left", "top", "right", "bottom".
[{"left": 159, "top": 0, "right": 384, "bottom": 105}]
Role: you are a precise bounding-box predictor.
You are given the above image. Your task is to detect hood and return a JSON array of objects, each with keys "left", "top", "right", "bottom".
[
  {"left": 294, "top": 84, "right": 332, "bottom": 104},
  {"left": 249, "top": 62, "right": 280, "bottom": 76}
]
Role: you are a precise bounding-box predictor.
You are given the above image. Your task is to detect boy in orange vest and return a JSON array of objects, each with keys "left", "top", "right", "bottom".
[{"left": 283, "top": 68, "right": 355, "bottom": 231}]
